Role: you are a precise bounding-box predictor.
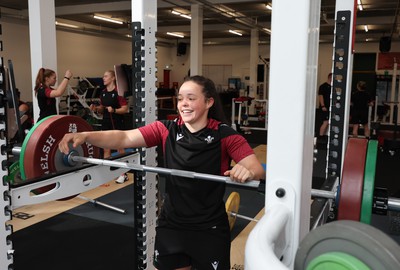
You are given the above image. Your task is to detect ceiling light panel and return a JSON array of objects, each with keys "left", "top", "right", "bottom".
[{"left": 93, "top": 15, "right": 123, "bottom": 25}]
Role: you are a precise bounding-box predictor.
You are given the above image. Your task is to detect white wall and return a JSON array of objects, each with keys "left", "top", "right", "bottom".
[
  {"left": 1, "top": 21, "right": 31, "bottom": 102},
  {"left": 57, "top": 31, "right": 132, "bottom": 79}
]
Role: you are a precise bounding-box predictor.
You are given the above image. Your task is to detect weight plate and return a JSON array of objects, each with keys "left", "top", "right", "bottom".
[
  {"left": 6, "top": 161, "right": 23, "bottom": 185},
  {"left": 306, "top": 252, "right": 370, "bottom": 270},
  {"left": 19, "top": 115, "right": 100, "bottom": 194},
  {"left": 225, "top": 191, "right": 240, "bottom": 231},
  {"left": 294, "top": 220, "right": 400, "bottom": 270},
  {"left": 360, "top": 140, "right": 378, "bottom": 224},
  {"left": 337, "top": 138, "right": 368, "bottom": 221}
]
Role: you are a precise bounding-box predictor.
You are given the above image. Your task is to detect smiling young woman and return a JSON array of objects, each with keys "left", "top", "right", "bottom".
[{"left": 59, "top": 75, "right": 265, "bottom": 270}]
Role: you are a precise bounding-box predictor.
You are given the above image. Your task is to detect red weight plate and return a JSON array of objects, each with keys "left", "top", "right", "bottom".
[
  {"left": 337, "top": 138, "right": 368, "bottom": 221},
  {"left": 20, "top": 115, "right": 100, "bottom": 194}
]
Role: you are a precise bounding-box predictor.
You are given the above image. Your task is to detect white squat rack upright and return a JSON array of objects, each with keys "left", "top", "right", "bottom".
[{"left": 245, "top": 0, "right": 355, "bottom": 269}]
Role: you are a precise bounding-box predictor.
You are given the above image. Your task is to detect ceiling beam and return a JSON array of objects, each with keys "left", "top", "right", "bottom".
[{"left": 55, "top": 2, "right": 131, "bottom": 15}]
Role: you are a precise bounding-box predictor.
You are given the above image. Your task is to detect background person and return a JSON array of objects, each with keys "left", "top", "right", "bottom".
[
  {"left": 350, "top": 80, "right": 374, "bottom": 138},
  {"left": 60, "top": 75, "right": 265, "bottom": 270},
  {"left": 34, "top": 68, "right": 72, "bottom": 122},
  {"left": 318, "top": 72, "right": 333, "bottom": 137},
  {"left": 89, "top": 70, "right": 128, "bottom": 183}
]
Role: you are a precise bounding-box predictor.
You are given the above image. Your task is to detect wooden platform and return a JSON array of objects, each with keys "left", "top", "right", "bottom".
[
  {"left": 231, "top": 209, "right": 265, "bottom": 268},
  {"left": 230, "top": 144, "right": 266, "bottom": 268},
  {"left": 7, "top": 174, "right": 134, "bottom": 232}
]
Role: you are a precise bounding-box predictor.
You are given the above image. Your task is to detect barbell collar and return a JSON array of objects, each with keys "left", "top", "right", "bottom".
[
  {"left": 12, "top": 146, "right": 21, "bottom": 156},
  {"left": 388, "top": 197, "right": 400, "bottom": 212}
]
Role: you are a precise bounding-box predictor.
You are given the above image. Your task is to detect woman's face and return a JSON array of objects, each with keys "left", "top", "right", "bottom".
[
  {"left": 177, "top": 81, "right": 213, "bottom": 126},
  {"left": 45, "top": 73, "right": 57, "bottom": 87},
  {"left": 103, "top": 72, "right": 115, "bottom": 87}
]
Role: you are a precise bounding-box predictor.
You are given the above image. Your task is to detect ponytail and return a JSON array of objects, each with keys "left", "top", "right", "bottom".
[{"left": 34, "top": 68, "right": 55, "bottom": 93}]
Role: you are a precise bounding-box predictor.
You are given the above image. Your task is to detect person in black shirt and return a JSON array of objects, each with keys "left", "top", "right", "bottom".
[
  {"left": 60, "top": 75, "right": 265, "bottom": 270},
  {"left": 350, "top": 81, "right": 373, "bottom": 138},
  {"left": 89, "top": 70, "right": 128, "bottom": 183},
  {"left": 318, "top": 73, "right": 332, "bottom": 137},
  {"left": 34, "top": 68, "right": 72, "bottom": 122}
]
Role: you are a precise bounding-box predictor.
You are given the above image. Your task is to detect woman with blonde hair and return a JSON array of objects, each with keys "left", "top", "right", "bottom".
[{"left": 89, "top": 70, "right": 129, "bottom": 183}]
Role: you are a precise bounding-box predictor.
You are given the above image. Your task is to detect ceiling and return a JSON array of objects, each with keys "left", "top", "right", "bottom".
[{"left": 0, "top": 0, "right": 399, "bottom": 46}]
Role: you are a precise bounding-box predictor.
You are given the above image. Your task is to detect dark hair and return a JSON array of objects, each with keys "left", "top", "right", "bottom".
[
  {"left": 357, "top": 81, "right": 366, "bottom": 90},
  {"left": 34, "top": 68, "right": 55, "bottom": 93},
  {"left": 184, "top": 75, "right": 228, "bottom": 124}
]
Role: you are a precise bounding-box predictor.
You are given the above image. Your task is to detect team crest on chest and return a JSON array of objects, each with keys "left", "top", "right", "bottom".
[
  {"left": 176, "top": 133, "right": 184, "bottom": 141},
  {"left": 204, "top": 135, "right": 214, "bottom": 144}
]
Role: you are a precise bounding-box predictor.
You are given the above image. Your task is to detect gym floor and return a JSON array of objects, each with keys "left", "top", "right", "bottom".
[
  {"left": 7, "top": 123, "right": 400, "bottom": 269},
  {"left": 7, "top": 141, "right": 266, "bottom": 270}
]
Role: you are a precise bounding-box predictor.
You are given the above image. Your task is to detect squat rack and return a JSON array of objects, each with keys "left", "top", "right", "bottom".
[{"left": 0, "top": 0, "right": 364, "bottom": 270}]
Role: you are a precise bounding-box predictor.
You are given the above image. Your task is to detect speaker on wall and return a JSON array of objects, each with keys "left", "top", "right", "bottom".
[
  {"left": 177, "top": 42, "right": 187, "bottom": 55},
  {"left": 257, "top": 64, "right": 264, "bottom": 82},
  {"left": 379, "top": 36, "right": 391, "bottom": 53}
]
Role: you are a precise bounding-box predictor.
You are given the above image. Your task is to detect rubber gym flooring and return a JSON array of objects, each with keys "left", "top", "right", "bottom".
[{"left": 10, "top": 176, "right": 264, "bottom": 270}]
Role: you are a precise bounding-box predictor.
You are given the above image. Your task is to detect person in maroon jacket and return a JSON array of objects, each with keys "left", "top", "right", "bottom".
[{"left": 60, "top": 75, "right": 265, "bottom": 270}]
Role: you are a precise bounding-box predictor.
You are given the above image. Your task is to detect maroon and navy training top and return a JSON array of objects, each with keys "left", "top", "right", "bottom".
[{"left": 139, "top": 117, "right": 254, "bottom": 230}]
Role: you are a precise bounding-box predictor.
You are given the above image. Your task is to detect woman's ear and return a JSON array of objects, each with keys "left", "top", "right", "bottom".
[{"left": 206, "top": 97, "right": 214, "bottom": 109}]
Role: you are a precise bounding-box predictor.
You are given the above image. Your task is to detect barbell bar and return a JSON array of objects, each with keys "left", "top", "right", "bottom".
[
  {"left": 67, "top": 151, "right": 341, "bottom": 200},
  {"left": 229, "top": 212, "right": 259, "bottom": 223},
  {"left": 66, "top": 151, "right": 262, "bottom": 189},
  {"left": 13, "top": 144, "right": 339, "bottom": 198}
]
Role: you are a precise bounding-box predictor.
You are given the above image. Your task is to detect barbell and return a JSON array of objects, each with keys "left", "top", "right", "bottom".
[
  {"left": 7, "top": 115, "right": 400, "bottom": 226},
  {"left": 11, "top": 115, "right": 334, "bottom": 195},
  {"left": 225, "top": 191, "right": 259, "bottom": 230}
]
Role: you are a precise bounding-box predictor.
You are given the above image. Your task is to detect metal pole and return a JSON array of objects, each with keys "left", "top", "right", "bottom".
[
  {"left": 77, "top": 195, "right": 127, "bottom": 214},
  {"left": 69, "top": 154, "right": 261, "bottom": 189},
  {"left": 229, "top": 211, "right": 259, "bottom": 222},
  {"left": 71, "top": 152, "right": 343, "bottom": 200}
]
